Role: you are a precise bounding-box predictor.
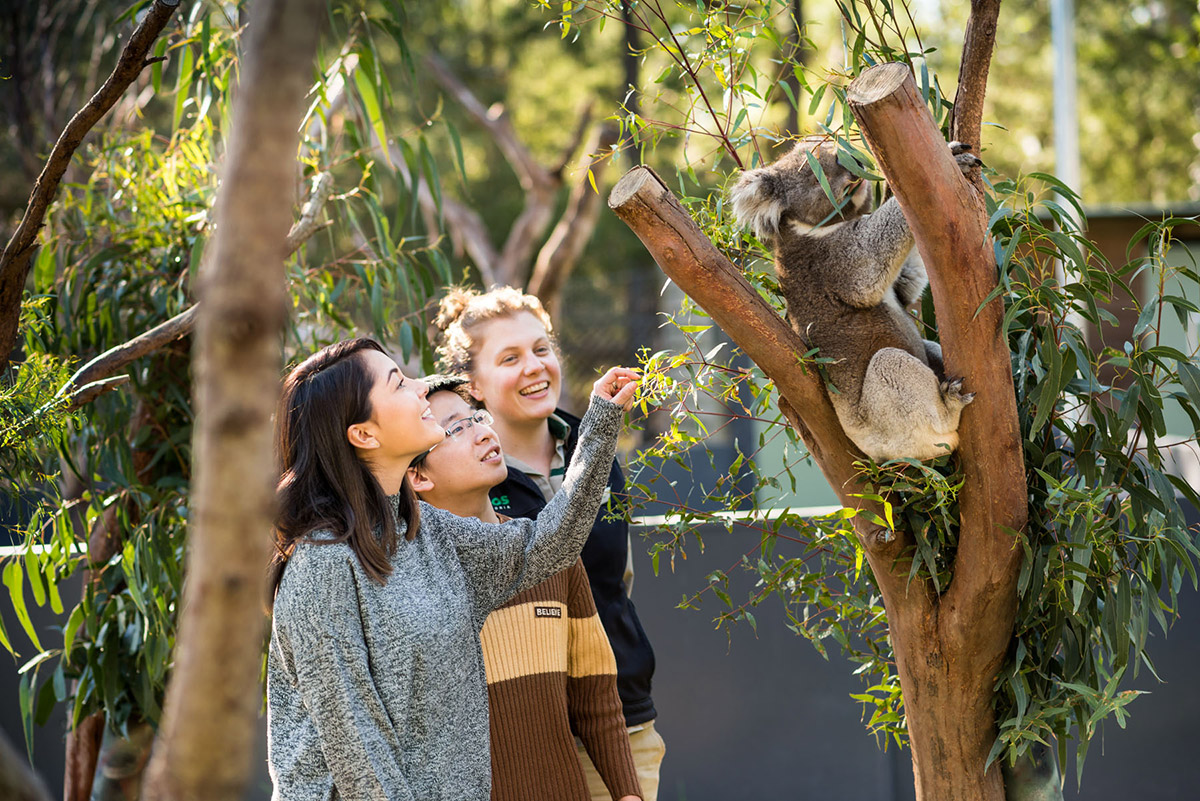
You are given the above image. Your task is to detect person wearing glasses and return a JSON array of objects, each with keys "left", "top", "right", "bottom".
[
  {"left": 407, "top": 375, "right": 642, "bottom": 801},
  {"left": 267, "top": 337, "right": 639, "bottom": 801},
  {"left": 432, "top": 287, "right": 664, "bottom": 801}
]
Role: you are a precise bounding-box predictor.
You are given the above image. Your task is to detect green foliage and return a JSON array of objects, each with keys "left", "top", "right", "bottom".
[
  {"left": 0, "top": 303, "right": 78, "bottom": 481},
  {"left": 922, "top": 0, "right": 1200, "bottom": 205},
  {"left": 1, "top": 0, "right": 453, "bottom": 747},
  {"left": 545, "top": 0, "right": 1200, "bottom": 781},
  {"left": 987, "top": 183, "right": 1200, "bottom": 780}
]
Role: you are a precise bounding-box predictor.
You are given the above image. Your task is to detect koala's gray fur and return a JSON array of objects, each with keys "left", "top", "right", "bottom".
[
  {"left": 729, "top": 137, "right": 979, "bottom": 461},
  {"left": 1001, "top": 742, "right": 1064, "bottom": 801}
]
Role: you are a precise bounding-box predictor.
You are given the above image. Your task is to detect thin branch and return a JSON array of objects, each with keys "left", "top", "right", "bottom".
[
  {"left": 53, "top": 172, "right": 333, "bottom": 402},
  {"left": 949, "top": 0, "right": 1002, "bottom": 166},
  {"left": 63, "top": 375, "right": 132, "bottom": 412},
  {"left": 0, "top": 0, "right": 182, "bottom": 371},
  {"left": 283, "top": 172, "right": 335, "bottom": 252},
  {"left": 551, "top": 102, "right": 595, "bottom": 176}
]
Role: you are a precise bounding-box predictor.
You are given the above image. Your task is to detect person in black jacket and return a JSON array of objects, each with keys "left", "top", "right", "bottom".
[{"left": 433, "top": 286, "right": 664, "bottom": 801}]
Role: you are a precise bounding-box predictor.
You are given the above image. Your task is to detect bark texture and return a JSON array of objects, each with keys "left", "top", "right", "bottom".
[
  {"left": 0, "top": 0, "right": 180, "bottom": 371},
  {"left": 139, "top": 0, "right": 326, "bottom": 797},
  {"left": 63, "top": 711, "right": 105, "bottom": 801}
]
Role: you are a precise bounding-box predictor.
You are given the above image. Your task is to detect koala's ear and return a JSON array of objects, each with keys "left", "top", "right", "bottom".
[{"left": 729, "top": 167, "right": 787, "bottom": 242}]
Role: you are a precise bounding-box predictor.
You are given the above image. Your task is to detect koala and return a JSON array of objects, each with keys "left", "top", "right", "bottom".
[
  {"left": 1001, "top": 742, "right": 1063, "bottom": 801},
  {"left": 729, "top": 137, "right": 980, "bottom": 461}
]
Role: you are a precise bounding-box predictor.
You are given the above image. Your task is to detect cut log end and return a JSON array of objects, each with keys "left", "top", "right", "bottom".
[
  {"left": 608, "top": 166, "right": 664, "bottom": 210},
  {"left": 847, "top": 62, "right": 912, "bottom": 106}
]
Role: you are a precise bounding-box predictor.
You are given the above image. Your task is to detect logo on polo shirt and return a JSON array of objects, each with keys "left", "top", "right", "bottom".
[{"left": 534, "top": 606, "right": 562, "bottom": 618}]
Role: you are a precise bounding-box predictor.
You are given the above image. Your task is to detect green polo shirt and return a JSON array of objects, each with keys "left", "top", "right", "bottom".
[{"left": 503, "top": 413, "right": 571, "bottom": 502}]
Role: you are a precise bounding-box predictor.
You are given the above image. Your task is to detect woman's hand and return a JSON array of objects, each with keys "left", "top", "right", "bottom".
[{"left": 592, "top": 366, "right": 639, "bottom": 411}]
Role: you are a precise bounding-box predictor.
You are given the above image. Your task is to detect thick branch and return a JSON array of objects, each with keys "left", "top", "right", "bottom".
[
  {"left": 63, "top": 711, "right": 104, "bottom": 801},
  {"left": 0, "top": 0, "right": 181, "bottom": 371},
  {"left": 58, "top": 307, "right": 198, "bottom": 400},
  {"left": 607, "top": 167, "right": 917, "bottom": 590},
  {"left": 848, "top": 63, "right": 1027, "bottom": 664},
  {"left": 949, "top": 0, "right": 1002, "bottom": 159},
  {"left": 528, "top": 122, "right": 620, "bottom": 312}
]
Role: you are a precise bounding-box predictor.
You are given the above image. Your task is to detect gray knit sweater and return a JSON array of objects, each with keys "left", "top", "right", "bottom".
[{"left": 267, "top": 395, "right": 623, "bottom": 801}]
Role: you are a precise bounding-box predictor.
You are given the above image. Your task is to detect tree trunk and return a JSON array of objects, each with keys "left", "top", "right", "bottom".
[
  {"left": 0, "top": 726, "right": 52, "bottom": 801},
  {"left": 847, "top": 64, "right": 1026, "bottom": 679},
  {"left": 63, "top": 700, "right": 104, "bottom": 801},
  {"left": 610, "top": 62, "right": 1027, "bottom": 801},
  {"left": 139, "top": 0, "right": 325, "bottom": 797}
]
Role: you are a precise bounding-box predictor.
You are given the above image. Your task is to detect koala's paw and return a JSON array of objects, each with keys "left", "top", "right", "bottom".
[
  {"left": 940, "top": 377, "right": 976, "bottom": 409},
  {"left": 949, "top": 141, "right": 983, "bottom": 174}
]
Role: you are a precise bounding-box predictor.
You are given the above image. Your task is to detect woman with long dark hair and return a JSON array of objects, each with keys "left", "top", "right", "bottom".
[{"left": 266, "top": 337, "right": 637, "bottom": 801}]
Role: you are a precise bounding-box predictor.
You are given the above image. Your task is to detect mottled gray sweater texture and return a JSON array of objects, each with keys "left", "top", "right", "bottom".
[{"left": 267, "top": 396, "right": 622, "bottom": 801}]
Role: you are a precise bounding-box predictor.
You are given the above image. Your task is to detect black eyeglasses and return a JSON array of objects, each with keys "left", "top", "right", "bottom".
[{"left": 412, "top": 409, "right": 494, "bottom": 467}]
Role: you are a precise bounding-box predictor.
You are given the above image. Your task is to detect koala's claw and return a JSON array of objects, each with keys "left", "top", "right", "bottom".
[{"left": 940, "top": 377, "right": 975, "bottom": 407}]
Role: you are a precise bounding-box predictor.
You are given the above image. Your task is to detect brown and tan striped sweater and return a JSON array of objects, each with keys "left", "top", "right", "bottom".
[{"left": 480, "top": 555, "right": 641, "bottom": 801}]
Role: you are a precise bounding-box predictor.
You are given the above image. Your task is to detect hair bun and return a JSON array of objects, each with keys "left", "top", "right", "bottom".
[{"left": 433, "top": 286, "right": 478, "bottom": 334}]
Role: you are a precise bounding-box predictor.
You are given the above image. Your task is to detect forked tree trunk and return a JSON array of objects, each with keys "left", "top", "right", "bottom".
[
  {"left": 139, "top": 0, "right": 325, "bottom": 798},
  {"left": 848, "top": 63, "right": 1026, "bottom": 799},
  {"left": 609, "top": 61, "right": 1026, "bottom": 801}
]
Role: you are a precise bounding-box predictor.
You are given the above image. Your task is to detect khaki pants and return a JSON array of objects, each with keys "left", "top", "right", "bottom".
[{"left": 577, "top": 720, "right": 665, "bottom": 801}]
